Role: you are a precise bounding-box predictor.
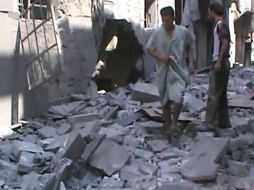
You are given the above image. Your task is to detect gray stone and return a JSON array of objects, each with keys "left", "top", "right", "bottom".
[
  {"left": 23, "top": 134, "right": 38, "bottom": 144},
  {"left": 131, "top": 82, "right": 160, "bottom": 103},
  {"left": 57, "top": 131, "right": 86, "bottom": 161},
  {"left": 56, "top": 123, "right": 72, "bottom": 135},
  {"left": 18, "top": 151, "right": 35, "bottom": 173},
  {"left": 216, "top": 172, "right": 229, "bottom": 185},
  {"left": 116, "top": 111, "right": 144, "bottom": 127},
  {"left": 134, "top": 148, "right": 154, "bottom": 161},
  {"left": 104, "top": 106, "right": 119, "bottom": 120},
  {"left": 81, "top": 134, "right": 106, "bottom": 163},
  {"left": 120, "top": 161, "right": 143, "bottom": 182},
  {"left": 38, "top": 126, "right": 57, "bottom": 139},
  {"left": 180, "top": 135, "right": 229, "bottom": 182},
  {"left": 12, "top": 141, "right": 43, "bottom": 158},
  {"left": 183, "top": 92, "right": 204, "bottom": 113},
  {"left": 67, "top": 113, "right": 100, "bottom": 126},
  {"left": 45, "top": 134, "right": 69, "bottom": 152},
  {"left": 81, "top": 171, "right": 99, "bottom": 186},
  {"left": 80, "top": 120, "right": 101, "bottom": 141},
  {"left": 158, "top": 183, "right": 198, "bottom": 190},
  {"left": 99, "top": 178, "right": 124, "bottom": 188},
  {"left": 141, "top": 178, "right": 157, "bottom": 190},
  {"left": 146, "top": 139, "right": 169, "bottom": 153},
  {"left": 53, "top": 158, "right": 73, "bottom": 189},
  {"left": 89, "top": 139, "right": 130, "bottom": 176},
  {"left": 228, "top": 137, "right": 246, "bottom": 152},
  {"left": 227, "top": 160, "right": 249, "bottom": 177},
  {"left": 157, "top": 148, "right": 183, "bottom": 160},
  {"left": 99, "top": 123, "right": 128, "bottom": 141},
  {"left": 139, "top": 162, "right": 159, "bottom": 176},
  {"left": 234, "top": 176, "right": 254, "bottom": 190},
  {"left": 49, "top": 101, "right": 84, "bottom": 116}
]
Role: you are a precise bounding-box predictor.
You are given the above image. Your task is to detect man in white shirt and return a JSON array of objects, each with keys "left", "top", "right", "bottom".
[{"left": 146, "top": 6, "right": 195, "bottom": 141}]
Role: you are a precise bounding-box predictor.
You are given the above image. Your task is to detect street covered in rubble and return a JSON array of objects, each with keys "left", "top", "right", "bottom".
[{"left": 0, "top": 66, "right": 254, "bottom": 189}]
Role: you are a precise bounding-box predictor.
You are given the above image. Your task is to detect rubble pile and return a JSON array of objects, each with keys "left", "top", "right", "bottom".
[{"left": 0, "top": 67, "right": 254, "bottom": 190}]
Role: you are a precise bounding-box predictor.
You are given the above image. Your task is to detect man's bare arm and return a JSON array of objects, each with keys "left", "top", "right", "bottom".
[{"left": 147, "top": 48, "right": 169, "bottom": 63}]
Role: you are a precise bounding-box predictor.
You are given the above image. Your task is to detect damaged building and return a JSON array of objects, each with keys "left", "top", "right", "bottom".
[{"left": 0, "top": 0, "right": 254, "bottom": 189}]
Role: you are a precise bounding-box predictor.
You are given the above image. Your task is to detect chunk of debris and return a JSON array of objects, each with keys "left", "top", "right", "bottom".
[
  {"left": 131, "top": 82, "right": 160, "bottom": 103},
  {"left": 116, "top": 111, "right": 144, "bottom": 127},
  {"left": 158, "top": 183, "right": 199, "bottom": 190},
  {"left": 227, "top": 160, "right": 250, "bottom": 177},
  {"left": 12, "top": 141, "right": 44, "bottom": 158},
  {"left": 56, "top": 123, "right": 72, "bottom": 135},
  {"left": 57, "top": 131, "right": 86, "bottom": 161},
  {"left": 89, "top": 139, "right": 130, "bottom": 176},
  {"left": 183, "top": 92, "right": 205, "bottom": 113},
  {"left": 146, "top": 139, "right": 169, "bottom": 153},
  {"left": 38, "top": 126, "right": 57, "bottom": 139},
  {"left": 18, "top": 151, "right": 35, "bottom": 174},
  {"left": 180, "top": 135, "right": 229, "bottom": 182},
  {"left": 67, "top": 113, "right": 100, "bottom": 127},
  {"left": 139, "top": 162, "right": 159, "bottom": 176},
  {"left": 99, "top": 178, "right": 124, "bottom": 189}
]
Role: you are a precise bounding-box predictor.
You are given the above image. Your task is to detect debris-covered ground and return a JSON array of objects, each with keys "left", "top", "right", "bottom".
[{"left": 1, "top": 66, "right": 254, "bottom": 190}]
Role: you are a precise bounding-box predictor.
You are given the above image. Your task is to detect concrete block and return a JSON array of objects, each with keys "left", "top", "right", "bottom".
[
  {"left": 180, "top": 136, "right": 229, "bottom": 182},
  {"left": 234, "top": 176, "right": 254, "bottom": 190},
  {"left": 57, "top": 131, "right": 86, "bottom": 161},
  {"left": 38, "top": 126, "right": 57, "bottom": 139},
  {"left": 67, "top": 113, "right": 100, "bottom": 126},
  {"left": 56, "top": 123, "right": 72, "bottom": 135},
  {"left": 146, "top": 139, "right": 169, "bottom": 153},
  {"left": 80, "top": 121, "right": 101, "bottom": 141},
  {"left": 89, "top": 139, "right": 130, "bottom": 176},
  {"left": 53, "top": 158, "right": 73, "bottom": 185},
  {"left": 159, "top": 183, "right": 198, "bottom": 190},
  {"left": 23, "top": 134, "right": 38, "bottom": 144},
  {"left": 120, "top": 161, "right": 143, "bottom": 182},
  {"left": 49, "top": 101, "right": 84, "bottom": 116},
  {"left": 12, "top": 141, "right": 43, "bottom": 158},
  {"left": 81, "top": 134, "right": 106, "bottom": 163},
  {"left": 104, "top": 106, "right": 119, "bottom": 120},
  {"left": 45, "top": 134, "right": 69, "bottom": 152},
  {"left": 131, "top": 82, "right": 160, "bottom": 103},
  {"left": 116, "top": 111, "right": 144, "bottom": 127},
  {"left": 227, "top": 160, "right": 249, "bottom": 177},
  {"left": 139, "top": 162, "right": 159, "bottom": 176},
  {"left": 99, "top": 123, "right": 128, "bottom": 141},
  {"left": 134, "top": 148, "right": 154, "bottom": 161},
  {"left": 18, "top": 151, "right": 35, "bottom": 174},
  {"left": 183, "top": 92, "right": 205, "bottom": 113},
  {"left": 99, "top": 178, "right": 124, "bottom": 189}
]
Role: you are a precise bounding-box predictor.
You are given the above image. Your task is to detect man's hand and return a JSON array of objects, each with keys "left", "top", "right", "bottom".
[
  {"left": 214, "top": 61, "right": 222, "bottom": 72},
  {"left": 158, "top": 54, "right": 170, "bottom": 63}
]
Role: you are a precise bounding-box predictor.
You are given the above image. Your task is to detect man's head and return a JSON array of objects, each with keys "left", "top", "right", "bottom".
[
  {"left": 160, "top": 6, "right": 175, "bottom": 30},
  {"left": 208, "top": 2, "right": 224, "bottom": 20}
]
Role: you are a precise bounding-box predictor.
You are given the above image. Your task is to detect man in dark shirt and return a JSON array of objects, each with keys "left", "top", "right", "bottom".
[{"left": 205, "top": 2, "right": 231, "bottom": 132}]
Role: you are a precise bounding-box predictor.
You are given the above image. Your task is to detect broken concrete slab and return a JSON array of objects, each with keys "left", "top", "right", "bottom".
[
  {"left": 183, "top": 92, "right": 205, "bottom": 113},
  {"left": 57, "top": 131, "right": 86, "bottom": 161},
  {"left": 227, "top": 160, "right": 250, "bottom": 177},
  {"left": 45, "top": 134, "right": 69, "bottom": 152},
  {"left": 23, "top": 134, "right": 38, "bottom": 144},
  {"left": 120, "top": 161, "right": 143, "bottom": 182},
  {"left": 156, "top": 148, "right": 184, "bottom": 160},
  {"left": 18, "top": 151, "right": 35, "bottom": 174},
  {"left": 89, "top": 139, "right": 130, "bottom": 176},
  {"left": 49, "top": 101, "right": 84, "bottom": 116},
  {"left": 53, "top": 157, "right": 73, "bottom": 189},
  {"left": 38, "top": 126, "right": 57, "bottom": 139},
  {"left": 181, "top": 157, "right": 219, "bottom": 182},
  {"left": 12, "top": 141, "right": 44, "bottom": 158},
  {"left": 228, "top": 96, "right": 254, "bottom": 108},
  {"left": 180, "top": 135, "right": 229, "bottom": 182},
  {"left": 142, "top": 108, "right": 163, "bottom": 121},
  {"left": 234, "top": 176, "right": 254, "bottom": 190},
  {"left": 139, "top": 162, "right": 159, "bottom": 176},
  {"left": 134, "top": 148, "right": 154, "bottom": 161},
  {"left": 79, "top": 120, "right": 101, "bottom": 141},
  {"left": 99, "top": 123, "right": 128, "bottom": 142},
  {"left": 146, "top": 139, "right": 169, "bottom": 153},
  {"left": 116, "top": 111, "right": 144, "bottom": 127},
  {"left": 81, "top": 134, "right": 106, "bottom": 163},
  {"left": 99, "top": 178, "right": 124, "bottom": 189},
  {"left": 56, "top": 123, "right": 72, "bottom": 135},
  {"left": 131, "top": 82, "right": 160, "bottom": 103},
  {"left": 67, "top": 113, "right": 100, "bottom": 127},
  {"left": 158, "top": 182, "right": 199, "bottom": 190},
  {"left": 104, "top": 106, "right": 119, "bottom": 120}
]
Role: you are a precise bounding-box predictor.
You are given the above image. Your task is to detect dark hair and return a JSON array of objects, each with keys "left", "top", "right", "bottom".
[
  {"left": 160, "top": 6, "right": 174, "bottom": 17},
  {"left": 209, "top": 2, "right": 224, "bottom": 16}
]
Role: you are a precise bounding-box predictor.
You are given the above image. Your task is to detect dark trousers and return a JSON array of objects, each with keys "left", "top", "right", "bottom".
[{"left": 205, "top": 60, "right": 231, "bottom": 128}]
